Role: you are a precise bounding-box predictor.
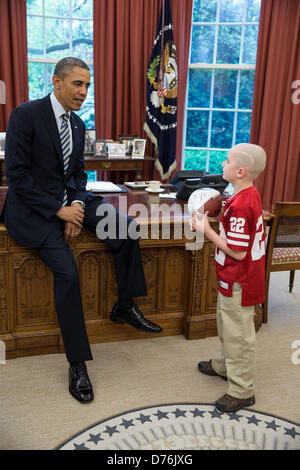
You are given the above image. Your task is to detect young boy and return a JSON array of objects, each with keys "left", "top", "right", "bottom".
[{"left": 190, "top": 143, "right": 266, "bottom": 413}]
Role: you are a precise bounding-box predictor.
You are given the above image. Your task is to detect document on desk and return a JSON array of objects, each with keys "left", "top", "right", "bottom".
[{"left": 86, "top": 181, "right": 122, "bottom": 192}]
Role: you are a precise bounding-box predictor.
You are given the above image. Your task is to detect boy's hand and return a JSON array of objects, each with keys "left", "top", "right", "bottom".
[{"left": 189, "top": 211, "right": 211, "bottom": 235}]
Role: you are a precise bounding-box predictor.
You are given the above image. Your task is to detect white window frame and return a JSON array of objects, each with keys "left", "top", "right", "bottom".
[
  {"left": 27, "top": 0, "right": 93, "bottom": 97},
  {"left": 182, "top": 0, "right": 260, "bottom": 172}
]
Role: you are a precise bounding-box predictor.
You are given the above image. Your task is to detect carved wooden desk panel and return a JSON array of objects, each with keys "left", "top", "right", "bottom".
[{"left": 0, "top": 190, "right": 262, "bottom": 359}]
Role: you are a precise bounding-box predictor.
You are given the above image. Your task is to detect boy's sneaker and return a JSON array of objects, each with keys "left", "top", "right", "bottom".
[
  {"left": 215, "top": 394, "right": 255, "bottom": 413},
  {"left": 198, "top": 360, "right": 227, "bottom": 381}
]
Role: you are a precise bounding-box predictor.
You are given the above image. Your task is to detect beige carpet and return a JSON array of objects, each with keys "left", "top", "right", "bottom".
[{"left": 0, "top": 271, "right": 299, "bottom": 450}]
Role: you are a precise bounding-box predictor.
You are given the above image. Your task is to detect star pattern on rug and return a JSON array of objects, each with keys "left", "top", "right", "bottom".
[
  {"left": 55, "top": 404, "right": 300, "bottom": 451},
  {"left": 191, "top": 408, "right": 206, "bottom": 418},
  {"left": 284, "top": 427, "right": 300, "bottom": 439},
  {"left": 120, "top": 418, "right": 135, "bottom": 429},
  {"left": 103, "top": 425, "right": 119, "bottom": 437},
  {"left": 87, "top": 433, "right": 103, "bottom": 444},
  {"left": 247, "top": 414, "right": 262, "bottom": 426},
  {"left": 153, "top": 410, "right": 169, "bottom": 420},
  {"left": 136, "top": 413, "right": 152, "bottom": 424},
  {"left": 265, "top": 420, "right": 282, "bottom": 431},
  {"left": 172, "top": 408, "right": 187, "bottom": 418}
]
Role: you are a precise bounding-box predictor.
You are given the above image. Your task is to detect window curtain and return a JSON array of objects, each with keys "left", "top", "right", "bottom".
[
  {"left": 250, "top": 0, "right": 300, "bottom": 211},
  {"left": 0, "top": 0, "right": 29, "bottom": 131},
  {"left": 93, "top": 0, "right": 193, "bottom": 180}
]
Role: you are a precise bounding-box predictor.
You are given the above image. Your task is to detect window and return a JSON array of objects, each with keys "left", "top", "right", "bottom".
[
  {"left": 26, "top": 0, "right": 94, "bottom": 128},
  {"left": 183, "top": 0, "right": 261, "bottom": 173}
]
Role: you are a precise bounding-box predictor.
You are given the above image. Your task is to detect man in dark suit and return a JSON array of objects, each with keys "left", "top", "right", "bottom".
[{"left": 4, "top": 57, "right": 162, "bottom": 404}]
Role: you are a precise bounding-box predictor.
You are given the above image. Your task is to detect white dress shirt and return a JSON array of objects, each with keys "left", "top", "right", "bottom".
[{"left": 50, "top": 92, "right": 73, "bottom": 153}]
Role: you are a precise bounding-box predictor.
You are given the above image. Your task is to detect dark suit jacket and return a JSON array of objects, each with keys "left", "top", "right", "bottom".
[{"left": 4, "top": 94, "right": 94, "bottom": 248}]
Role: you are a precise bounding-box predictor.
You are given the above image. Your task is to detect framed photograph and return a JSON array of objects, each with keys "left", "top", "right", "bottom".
[
  {"left": 132, "top": 138, "right": 146, "bottom": 158},
  {"left": 119, "top": 136, "right": 134, "bottom": 156},
  {"left": 94, "top": 139, "right": 107, "bottom": 157},
  {"left": 119, "top": 135, "right": 139, "bottom": 156},
  {"left": 107, "top": 142, "right": 126, "bottom": 157},
  {"left": 0, "top": 132, "right": 5, "bottom": 157},
  {"left": 84, "top": 129, "right": 96, "bottom": 154}
]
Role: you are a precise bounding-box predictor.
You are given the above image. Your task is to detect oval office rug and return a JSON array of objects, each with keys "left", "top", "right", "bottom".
[{"left": 55, "top": 403, "right": 300, "bottom": 450}]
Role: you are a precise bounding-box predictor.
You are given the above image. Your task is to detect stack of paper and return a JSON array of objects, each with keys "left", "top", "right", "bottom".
[{"left": 86, "top": 181, "right": 122, "bottom": 192}]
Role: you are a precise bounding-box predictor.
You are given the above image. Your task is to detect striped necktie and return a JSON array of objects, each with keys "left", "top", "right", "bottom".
[{"left": 60, "top": 113, "right": 70, "bottom": 206}]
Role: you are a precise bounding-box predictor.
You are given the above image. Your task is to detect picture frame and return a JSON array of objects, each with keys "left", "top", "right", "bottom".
[
  {"left": 107, "top": 142, "right": 126, "bottom": 157},
  {"left": 132, "top": 138, "right": 146, "bottom": 158},
  {"left": 0, "top": 132, "right": 6, "bottom": 157},
  {"left": 0, "top": 132, "right": 5, "bottom": 157},
  {"left": 118, "top": 135, "right": 138, "bottom": 156},
  {"left": 94, "top": 139, "right": 107, "bottom": 157},
  {"left": 84, "top": 129, "right": 97, "bottom": 155}
]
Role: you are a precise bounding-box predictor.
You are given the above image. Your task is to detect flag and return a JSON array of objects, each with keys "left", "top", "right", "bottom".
[{"left": 143, "top": 0, "right": 177, "bottom": 180}]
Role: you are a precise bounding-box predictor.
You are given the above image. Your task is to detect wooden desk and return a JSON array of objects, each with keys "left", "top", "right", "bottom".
[
  {"left": 0, "top": 156, "right": 155, "bottom": 184},
  {"left": 0, "top": 187, "right": 262, "bottom": 359}
]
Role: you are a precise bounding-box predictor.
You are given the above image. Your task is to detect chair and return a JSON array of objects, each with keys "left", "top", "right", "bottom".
[{"left": 263, "top": 202, "right": 300, "bottom": 323}]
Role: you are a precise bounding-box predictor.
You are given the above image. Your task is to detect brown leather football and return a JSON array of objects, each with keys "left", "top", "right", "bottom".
[{"left": 202, "top": 194, "right": 222, "bottom": 218}]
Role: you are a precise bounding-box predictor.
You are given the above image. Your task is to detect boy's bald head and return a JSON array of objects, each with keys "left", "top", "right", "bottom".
[{"left": 229, "top": 143, "right": 266, "bottom": 180}]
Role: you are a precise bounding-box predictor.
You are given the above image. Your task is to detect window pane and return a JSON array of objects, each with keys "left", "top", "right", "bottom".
[
  {"left": 193, "top": 0, "right": 217, "bottom": 22},
  {"left": 45, "top": 18, "right": 70, "bottom": 58},
  {"left": 85, "top": 171, "right": 97, "bottom": 181},
  {"left": 28, "top": 62, "right": 46, "bottom": 99},
  {"left": 190, "top": 25, "right": 215, "bottom": 63},
  {"left": 72, "top": 0, "right": 93, "bottom": 18},
  {"left": 208, "top": 150, "right": 227, "bottom": 174},
  {"left": 247, "top": 0, "right": 261, "bottom": 22},
  {"left": 72, "top": 20, "right": 93, "bottom": 61},
  {"left": 45, "top": 63, "right": 56, "bottom": 95},
  {"left": 184, "top": 149, "right": 208, "bottom": 171},
  {"left": 77, "top": 105, "right": 95, "bottom": 128},
  {"left": 239, "top": 70, "right": 255, "bottom": 109},
  {"left": 211, "top": 111, "right": 234, "bottom": 148},
  {"left": 217, "top": 25, "right": 242, "bottom": 64},
  {"left": 243, "top": 25, "right": 259, "bottom": 64},
  {"left": 213, "top": 70, "right": 237, "bottom": 109},
  {"left": 235, "top": 112, "right": 252, "bottom": 143},
  {"left": 27, "top": 16, "right": 44, "bottom": 58},
  {"left": 76, "top": 66, "right": 95, "bottom": 127},
  {"left": 45, "top": 0, "right": 70, "bottom": 17},
  {"left": 27, "top": 0, "right": 43, "bottom": 15},
  {"left": 186, "top": 111, "right": 209, "bottom": 147},
  {"left": 184, "top": 0, "right": 261, "bottom": 173},
  {"left": 188, "top": 69, "right": 211, "bottom": 108},
  {"left": 219, "top": 0, "right": 244, "bottom": 22}
]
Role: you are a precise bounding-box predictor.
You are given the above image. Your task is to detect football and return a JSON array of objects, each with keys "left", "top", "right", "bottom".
[{"left": 188, "top": 188, "right": 222, "bottom": 218}]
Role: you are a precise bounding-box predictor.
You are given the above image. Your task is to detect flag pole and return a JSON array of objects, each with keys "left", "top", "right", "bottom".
[{"left": 158, "top": 0, "right": 165, "bottom": 94}]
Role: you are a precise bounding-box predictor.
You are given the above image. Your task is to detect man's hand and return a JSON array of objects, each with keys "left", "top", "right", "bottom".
[
  {"left": 64, "top": 221, "right": 82, "bottom": 244},
  {"left": 56, "top": 203, "right": 84, "bottom": 228}
]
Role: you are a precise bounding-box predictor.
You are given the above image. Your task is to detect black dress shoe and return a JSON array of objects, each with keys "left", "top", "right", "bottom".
[
  {"left": 110, "top": 303, "right": 163, "bottom": 333},
  {"left": 69, "top": 362, "right": 94, "bottom": 403}
]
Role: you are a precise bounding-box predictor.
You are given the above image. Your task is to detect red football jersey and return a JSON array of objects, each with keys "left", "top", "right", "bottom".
[{"left": 215, "top": 186, "right": 265, "bottom": 306}]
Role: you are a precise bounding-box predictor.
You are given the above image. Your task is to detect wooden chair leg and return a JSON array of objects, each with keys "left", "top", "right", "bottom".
[
  {"left": 263, "top": 273, "right": 270, "bottom": 323},
  {"left": 289, "top": 270, "right": 295, "bottom": 293}
]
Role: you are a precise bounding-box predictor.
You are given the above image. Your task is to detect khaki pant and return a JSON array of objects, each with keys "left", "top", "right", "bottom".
[{"left": 212, "top": 283, "right": 256, "bottom": 399}]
